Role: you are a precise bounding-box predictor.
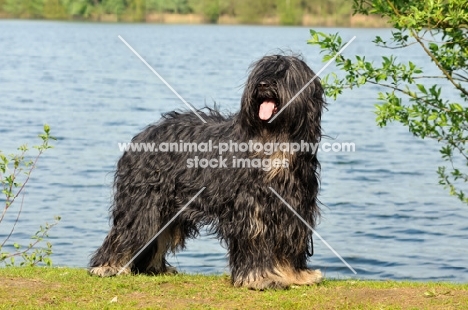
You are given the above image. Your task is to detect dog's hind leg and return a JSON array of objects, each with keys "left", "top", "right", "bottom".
[
  {"left": 88, "top": 225, "right": 133, "bottom": 277},
  {"left": 138, "top": 227, "right": 180, "bottom": 275},
  {"left": 89, "top": 224, "right": 171, "bottom": 277},
  {"left": 89, "top": 189, "right": 171, "bottom": 277},
  {"left": 89, "top": 219, "right": 177, "bottom": 277}
]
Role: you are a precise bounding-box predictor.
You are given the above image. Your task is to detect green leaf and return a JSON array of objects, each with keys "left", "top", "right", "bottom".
[
  {"left": 428, "top": 112, "right": 438, "bottom": 121},
  {"left": 450, "top": 103, "right": 463, "bottom": 112},
  {"left": 357, "top": 76, "right": 367, "bottom": 85},
  {"left": 428, "top": 43, "right": 439, "bottom": 51},
  {"left": 416, "top": 84, "right": 427, "bottom": 94}
]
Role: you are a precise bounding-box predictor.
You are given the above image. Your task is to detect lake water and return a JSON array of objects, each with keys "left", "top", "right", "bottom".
[{"left": 1, "top": 20, "right": 467, "bottom": 282}]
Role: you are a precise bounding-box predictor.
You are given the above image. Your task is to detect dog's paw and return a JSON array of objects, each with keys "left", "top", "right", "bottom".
[
  {"left": 248, "top": 279, "right": 290, "bottom": 290},
  {"left": 164, "top": 266, "right": 178, "bottom": 275},
  {"left": 88, "top": 266, "right": 130, "bottom": 277},
  {"left": 144, "top": 265, "right": 178, "bottom": 276},
  {"left": 233, "top": 272, "right": 291, "bottom": 290},
  {"left": 234, "top": 267, "right": 323, "bottom": 289},
  {"left": 303, "top": 269, "right": 323, "bottom": 284},
  {"left": 234, "top": 278, "right": 289, "bottom": 290}
]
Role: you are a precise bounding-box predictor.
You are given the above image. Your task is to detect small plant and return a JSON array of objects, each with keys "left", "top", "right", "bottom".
[{"left": 0, "top": 124, "right": 60, "bottom": 266}]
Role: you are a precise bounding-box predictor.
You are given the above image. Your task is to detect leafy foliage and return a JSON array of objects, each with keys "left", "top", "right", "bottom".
[
  {"left": 147, "top": 0, "right": 192, "bottom": 14},
  {"left": 0, "top": 125, "right": 61, "bottom": 266},
  {"left": 61, "top": 0, "right": 97, "bottom": 17},
  {"left": 189, "top": 0, "right": 222, "bottom": 23},
  {"left": 233, "top": 0, "right": 276, "bottom": 24},
  {"left": 43, "top": 0, "right": 68, "bottom": 19},
  {"left": 3, "top": 0, "right": 44, "bottom": 18},
  {"left": 308, "top": 0, "right": 468, "bottom": 204},
  {"left": 0, "top": 0, "right": 366, "bottom": 25},
  {"left": 277, "top": 0, "right": 302, "bottom": 25}
]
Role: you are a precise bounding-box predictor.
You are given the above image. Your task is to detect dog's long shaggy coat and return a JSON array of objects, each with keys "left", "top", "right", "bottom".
[{"left": 89, "top": 54, "right": 326, "bottom": 289}]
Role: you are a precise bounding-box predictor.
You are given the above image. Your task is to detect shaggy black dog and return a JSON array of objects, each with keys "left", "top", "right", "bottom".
[{"left": 89, "top": 54, "right": 326, "bottom": 289}]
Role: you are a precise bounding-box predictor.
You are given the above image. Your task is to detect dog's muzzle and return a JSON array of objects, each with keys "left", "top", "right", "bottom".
[{"left": 257, "top": 82, "right": 278, "bottom": 121}]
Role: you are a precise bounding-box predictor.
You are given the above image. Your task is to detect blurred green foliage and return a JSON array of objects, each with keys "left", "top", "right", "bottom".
[{"left": 0, "top": 0, "right": 355, "bottom": 25}]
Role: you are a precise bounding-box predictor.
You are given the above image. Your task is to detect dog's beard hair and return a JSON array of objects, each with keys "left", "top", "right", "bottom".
[{"left": 89, "top": 54, "right": 326, "bottom": 289}]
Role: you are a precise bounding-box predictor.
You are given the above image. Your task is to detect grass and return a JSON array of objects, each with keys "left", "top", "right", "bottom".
[{"left": 0, "top": 267, "right": 467, "bottom": 309}]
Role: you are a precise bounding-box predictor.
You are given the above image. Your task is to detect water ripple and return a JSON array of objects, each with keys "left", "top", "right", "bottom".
[{"left": 0, "top": 22, "right": 466, "bottom": 282}]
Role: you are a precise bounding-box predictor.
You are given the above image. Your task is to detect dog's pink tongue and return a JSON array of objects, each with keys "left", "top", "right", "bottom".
[{"left": 259, "top": 101, "right": 276, "bottom": 120}]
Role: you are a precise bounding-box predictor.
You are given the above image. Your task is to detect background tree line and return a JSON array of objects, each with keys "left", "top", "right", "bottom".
[{"left": 0, "top": 0, "right": 355, "bottom": 25}]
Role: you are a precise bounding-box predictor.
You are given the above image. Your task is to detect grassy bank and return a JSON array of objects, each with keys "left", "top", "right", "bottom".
[{"left": 0, "top": 267, "right": 467, "bottom": 309}]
